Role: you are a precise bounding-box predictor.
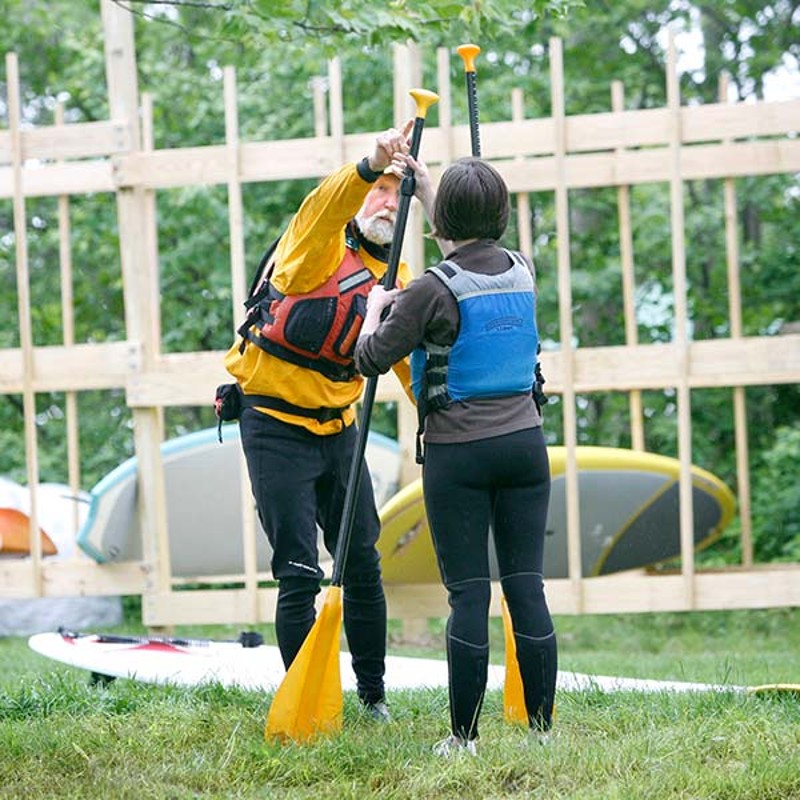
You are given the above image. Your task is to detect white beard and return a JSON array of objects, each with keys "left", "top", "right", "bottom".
[{"left": 355, "top": 210, "right": 395, "bottom": 245}]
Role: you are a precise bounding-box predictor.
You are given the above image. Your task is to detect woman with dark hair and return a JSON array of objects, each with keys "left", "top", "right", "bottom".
[{"left": 354, "top": 156, "right": 557, "bottom": 756}]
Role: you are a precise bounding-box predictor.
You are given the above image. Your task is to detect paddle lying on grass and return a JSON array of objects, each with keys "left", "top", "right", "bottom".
[
  {"left": 456, "top": 41, "right": 528, "bottom": 726},
  {"left": 265, "top": 87, "right": 440, "bottom": 743}
]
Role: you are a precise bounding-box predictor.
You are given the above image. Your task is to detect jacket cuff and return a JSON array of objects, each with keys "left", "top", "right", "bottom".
[{"left": 356, "top": 156, "right": 383, "bottom": 183}]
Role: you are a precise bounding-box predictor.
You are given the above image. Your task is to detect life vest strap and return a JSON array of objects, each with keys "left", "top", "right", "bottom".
[
  {"left": 242, "top": 328, "right": 357, "bottom": 382},
  {"left": 239, "top": 390, "right": 349, "bottom": 423}
]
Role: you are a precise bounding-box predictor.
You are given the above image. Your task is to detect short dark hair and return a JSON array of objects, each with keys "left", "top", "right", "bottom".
[{"left": 432, "top": 157, "right": 510, "bottom": 242}]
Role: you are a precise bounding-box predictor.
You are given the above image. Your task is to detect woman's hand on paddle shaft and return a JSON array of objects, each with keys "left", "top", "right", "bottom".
[
  {"left": 367, "top": 120, "right": 414, "bottom": 173},
  {"left": 388, "top": 152, "right": 450, "bottom": 255},
  {"left": 360, "top": 285, "right": 400, "bottom": 338},
  {"left": 388, "top": 153, "right": 434, "bottom": 206}
]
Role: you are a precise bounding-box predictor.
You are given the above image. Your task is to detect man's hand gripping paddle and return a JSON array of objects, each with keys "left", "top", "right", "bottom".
[
  {"left": 456, "top": 42, "right": 529, "bottom": 727},
  {"left": 265, "top": 88, "right": 440, "bottom": 743}
]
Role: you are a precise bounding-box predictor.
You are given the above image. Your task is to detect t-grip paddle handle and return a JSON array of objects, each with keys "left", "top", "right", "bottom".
[
  {"left": 331, "top": 88, "right": 439, "bottom": 587},
  {"left": 457, "top": 43, "right": 482, "bottom": 157},
  {"left": 381, "top": 88, "right": 439, "bottom": 290}
]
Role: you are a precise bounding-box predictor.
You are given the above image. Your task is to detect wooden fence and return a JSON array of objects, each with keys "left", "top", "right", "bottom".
[{"left": 2, "top": 0, "right": 799, "bottom": 627}]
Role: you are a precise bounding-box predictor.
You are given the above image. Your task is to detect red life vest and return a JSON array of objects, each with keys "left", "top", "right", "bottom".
[{"left": 238, "top": 245, "right": 377, "bottom": 382}]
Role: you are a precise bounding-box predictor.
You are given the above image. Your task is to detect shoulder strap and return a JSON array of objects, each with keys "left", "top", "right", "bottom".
[{"left": 245, "top": 235, "right": 282, "bottom": 307}]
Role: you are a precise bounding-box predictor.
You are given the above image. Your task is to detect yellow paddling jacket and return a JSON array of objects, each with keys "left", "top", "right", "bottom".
[{"left": 224, "top": 162, "right": 413, "bottom": 435}]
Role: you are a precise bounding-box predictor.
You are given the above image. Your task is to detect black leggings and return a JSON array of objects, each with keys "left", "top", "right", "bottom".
[
  {"left": 239, "top": 409, "right": 386, "bottom": 705},
  {"left": 423, "top": 426, "right": 557, "bottom": 739}
]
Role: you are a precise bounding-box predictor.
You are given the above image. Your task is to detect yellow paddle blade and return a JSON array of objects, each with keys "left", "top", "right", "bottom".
[
  {"left": 265, "top": 586, "right": 344, "bottom": 743},
  {"left": 501, "top": 594, "right": 528, "bottom": 725}
]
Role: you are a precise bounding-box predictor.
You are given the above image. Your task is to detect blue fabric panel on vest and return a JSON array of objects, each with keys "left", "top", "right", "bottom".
[
  {"left": 448, "top": 290, "right": 537, "bottom": 401},
  {"left": 411, "top": 347, "right": 426, "bottom": 401}
]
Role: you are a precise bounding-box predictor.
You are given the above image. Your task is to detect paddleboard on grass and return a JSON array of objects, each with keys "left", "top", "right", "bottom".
[
  {"left": 75, "top": 426, "right": 401, "bottom": 578},
  {"left": 377, "top": 446, "right": 736, "bottom": 583},
  {"left": 28, "top": 629, "right": 749, "bottom": 695},
  {"left": 28, "top": 628, "right": 452, "bottom": 692}
]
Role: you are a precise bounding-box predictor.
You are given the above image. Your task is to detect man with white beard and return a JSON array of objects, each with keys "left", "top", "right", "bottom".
[{"left": 223, "top": 124, "right": 416, "bottom": 723}]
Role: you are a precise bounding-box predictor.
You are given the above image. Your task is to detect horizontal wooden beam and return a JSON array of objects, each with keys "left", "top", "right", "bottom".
[
  {"left": 117, "top": 333, "right": 800, "bottom": 407},
  {"left": 496, "top": 139, "right": 800, "bottom": 193},
  {"left": 2, "top": 334, "right": 796, "bottom": 403},
  {"left": 0, "top": 160, "right": 116, "bottom": 198},
  {"left": 126, "top": 350, "right": 231, "bottom": 406},
  {"left": 0, "top": 341, "right": 139, "bottom": 394},
  {"left": 563, "top": 333, "right": 800, "bottom": 392},
  {"left": 0, "top": 118, "right": 131, "bottom": 165},
  {"left": 385, "top": 568, "right": 800, "bottom": 618},
  {"left": 5, "top": 564, "right": 797, "bottom": 623},
  {"left": 2, "top": 100, "right": 798, "bottom": 199},
  {"left": 5, "top": 553, "right": 797, "bottom": 620},
  {"left": 0, "top": 558, "right": 149, "bottom": 598},
  {"left": 142, "top": 587, "right": 278, "bottom": 627}
]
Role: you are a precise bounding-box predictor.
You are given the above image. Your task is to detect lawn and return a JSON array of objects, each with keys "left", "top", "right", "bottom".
[{"left": 1, "top": 607, "right": 799, "bottom": 799}]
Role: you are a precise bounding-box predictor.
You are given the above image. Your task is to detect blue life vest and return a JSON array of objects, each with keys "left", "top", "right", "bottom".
[{"left": 411, "top": 250, "right": 539, "bottom": 410}]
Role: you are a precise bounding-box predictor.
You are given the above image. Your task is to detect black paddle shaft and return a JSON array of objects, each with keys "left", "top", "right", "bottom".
[
  {"left": 330, "top": 113, "right": 430, "bottom": 587},
  {"left": 465, "top": 69, "right": 482, "bottom": 157}
]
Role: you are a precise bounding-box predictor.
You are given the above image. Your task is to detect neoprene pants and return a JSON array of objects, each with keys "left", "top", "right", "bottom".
[
  {"left": 239, "top": 408, "right": 387, "bottom": 705},
  {"left": 423, "top": 426, "right": 557, "bottom": 740}
]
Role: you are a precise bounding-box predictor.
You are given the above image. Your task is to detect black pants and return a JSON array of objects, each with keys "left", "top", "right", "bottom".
[
  {"left": 423, "top": 426, "right": 557, "bottom": 739},
  {"left": 239, "top": 408, "right": 386, "bottom": 705}
]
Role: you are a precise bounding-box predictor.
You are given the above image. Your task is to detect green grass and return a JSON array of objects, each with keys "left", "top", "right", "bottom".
[{"left": 2, "top": 608, "right": 799, "bottom": 799}]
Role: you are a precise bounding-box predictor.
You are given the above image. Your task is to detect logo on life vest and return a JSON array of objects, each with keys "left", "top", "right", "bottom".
[{"left": 485, "top": 316, "right": 523, "bottom": 332}]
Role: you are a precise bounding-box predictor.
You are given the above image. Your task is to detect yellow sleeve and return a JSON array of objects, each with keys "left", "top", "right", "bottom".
[
  {"left": 271, "top": 163, "right": 373, "bottom": 295},
  {"left": 391, "top": 357, "right": 416, "bottom": 406}
]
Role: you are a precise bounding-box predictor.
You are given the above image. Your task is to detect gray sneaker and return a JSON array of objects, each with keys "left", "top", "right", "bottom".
[
  {"left": 363, "top": 700, "right": 391, "bottom": 723},
  {"left": 432, "top": 734, "right": 477, "bottom": 757}
]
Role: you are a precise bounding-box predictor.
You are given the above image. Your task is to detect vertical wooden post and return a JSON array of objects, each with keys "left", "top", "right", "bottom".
[
  {"left": 55, "top": 102, "right": 83, "bottom": 543},
  {"left": 101, "top": 0, "right": 173, "bottom": 615},
  {"left": 666, "top": 33, "right": 695, "bottom": 607},
  {"left": 224, "top": 68, "right": 247, "bottom": 330},
  {"left": 7, "top": 51, "right": 43, "bottom": 593},
  {"left": 719, "top": 72, "right": 753, "bottom": 567},
  {"left": 223, "top": 65, "right": 259, "bottom": 621},
  {"left": 549, "top": 37, "right": 583, "bottom": 610},
  {"left": 393, "top": 41, "right": 425, "bottom": 279},
  {"left": 312, "top": 76, "right": 328, "bottom": 138},
  {"left": 140, "top": 93, "right": 166, "bottom": 446},
  {"left": 393, "top": 41, "right": 426, "bottom": 637},
  {"left": 511, "top": 88, "right": 533, "bottom": 260},
  {"left": 611, "top": 81, "right": 645, "bottom": 451},
  {"left": 328, "top": 57, "right": 345, "bottom": 165},
  {"left": 140, "top": 94, "right": 162, "bottom": 360},
  {"left": 436, "top": 47, "right": 454, "bottom": 168},
  {"left": 391, "top": 42, "right": 425, "bottom": 492}
]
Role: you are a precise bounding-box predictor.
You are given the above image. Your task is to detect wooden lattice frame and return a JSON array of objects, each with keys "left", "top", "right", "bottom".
[{"left": 2, "top": 1, "right": 799, "bottom": 625}]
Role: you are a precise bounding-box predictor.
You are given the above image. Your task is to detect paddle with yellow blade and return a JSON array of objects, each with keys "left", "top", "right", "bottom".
[
  {"left": 265, "top": 87, "right": 440, "bottom": 743},
  {"left": 456, "top": 41, "right": 529, "bottom": 726}
]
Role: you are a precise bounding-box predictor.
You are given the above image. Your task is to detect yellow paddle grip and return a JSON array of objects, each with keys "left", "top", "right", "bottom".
[
  {"left": 410, "top": 88, "right": 439, "bottom": 120},
  {"left": 456, "top": 43, "right": 481, "bottom": 73}
]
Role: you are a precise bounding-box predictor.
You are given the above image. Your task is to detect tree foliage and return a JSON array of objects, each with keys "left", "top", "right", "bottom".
[{"left": 114, "top": 0, "right": 582, "bottom": 56}]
